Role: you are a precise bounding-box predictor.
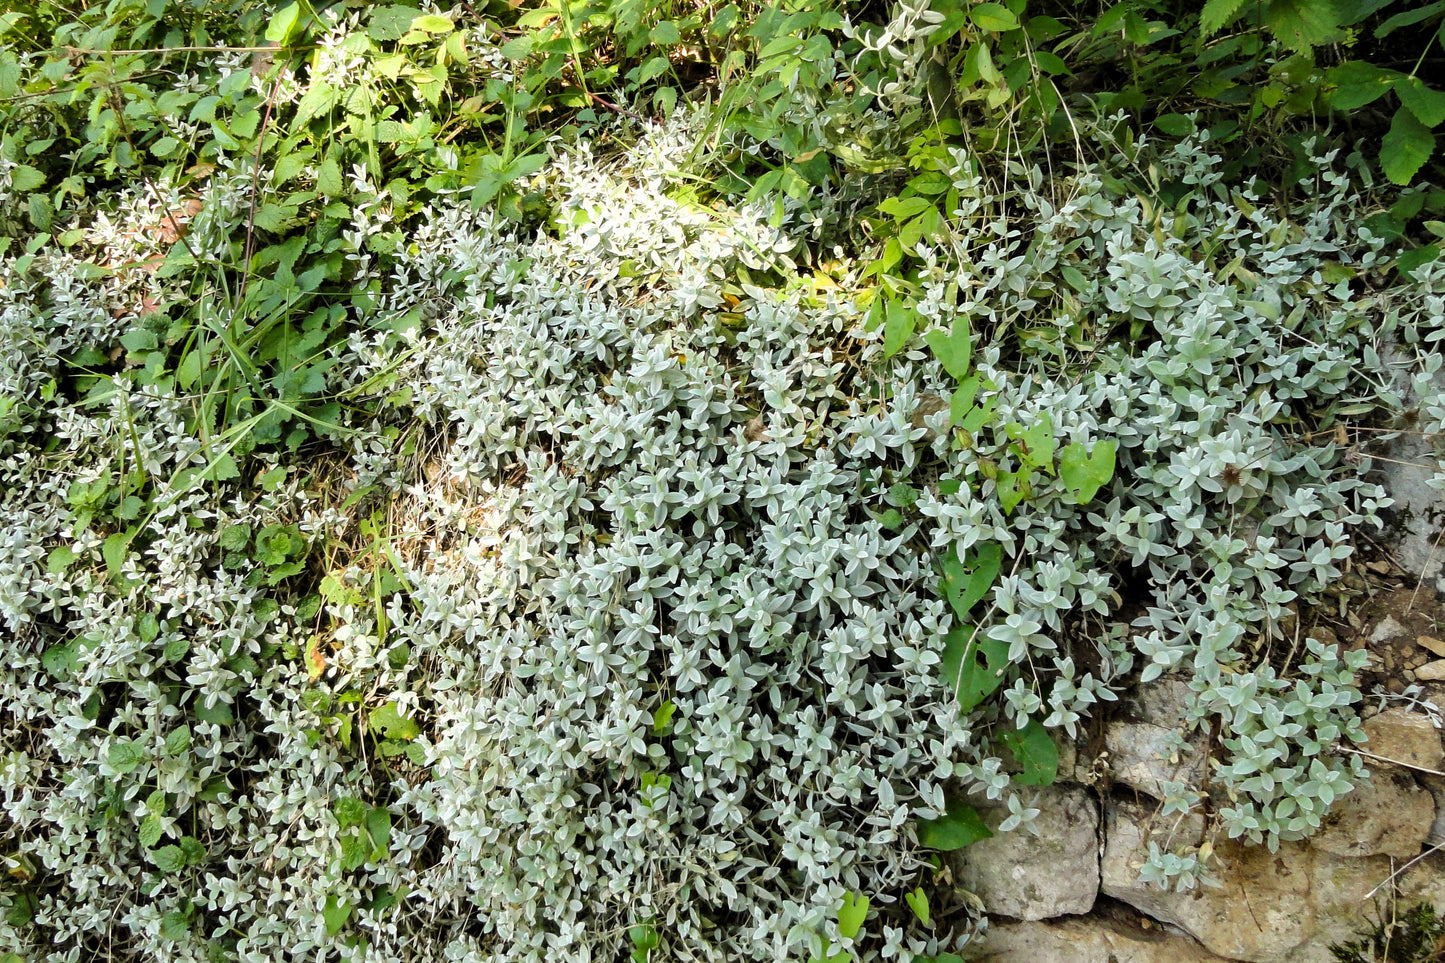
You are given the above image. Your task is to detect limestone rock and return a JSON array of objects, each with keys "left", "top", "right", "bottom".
[
  {"left": 951, "top": 785, "right": 1100, "bottom": 921},
  {"left": 1127, "top": 679, "right": 1195, "bottom": 729},
  {"left": 1287, "top": 849, "right": 1445, "bottom": 962},
  {"left": 964, "top": 915, "right": 1235, "bottom": 963},
  {"left": 1106, "top": 720, "right": 1208, "bottom": 798},
  {"left": 1375, "top": 347, "right": 1445, "bottom": 593},
  {"left": 1362, "top": 708, "right": 1444, "bottom": 772},
  {"left": 1418, "top": 659, "right": 1445, "bottom": 682},
  {"left": 1310, "top": 768, "right": 1434, "bottom": 859},
  {"left": 1102, "top": 798, "right": 1313, "bottom": 962}
]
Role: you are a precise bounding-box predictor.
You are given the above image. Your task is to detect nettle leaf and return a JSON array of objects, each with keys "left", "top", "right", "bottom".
[
  {"left": 938, "top": 625, "right": 1010, "bottom": 713},
  {"left": 1264, "top": 0, "right": 1345, "bottom": 50},
  {"left": 1395, "top": 76, "right": 1445, "bottom": 128},
  {"left": 1001, "top": 719, "right": 1060, "bottom": 786},
  {"left": 1058, "top": 439, "right": 1117, "bottom": 503},
  {"left": 42, "top": 641, "right": 78, "bottom": 680},
  {"left": 1201, "top": 0, "right": 1248, "bottom": 36},
  {"left": 837, "top": 891, "right": 868, "bottom": 940},
  {"left": 923, "top": 316, "right": 971, "bottom": 379},
  {"left": 151, "top": 845, "right": 187, "bottom": 874},
  {"left": 916, "top": 796, "right": 992, "bottom": 850},
  {"left": 940, "top": 542, "right": 1001, "bottom": 619},
  {"left": 1382, "top": 107, "right": 1435, "bottom": 185},
  {"left": 138, "top": 813, "right": 163, "bottom": 848},
  {"left": 1326, "top": 61, "right": 1399, "bottom": 110},
  {"left": 109, "top": 740, "right": 146, "bottom": 774},
  {"left": 158, "top": 910, "right": 190, "bottom": 941}
]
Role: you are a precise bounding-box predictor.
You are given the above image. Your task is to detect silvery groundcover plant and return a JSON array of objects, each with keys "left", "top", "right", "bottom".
[{"left": 2, "top": 1, "right": 1445, "bottom": 961}]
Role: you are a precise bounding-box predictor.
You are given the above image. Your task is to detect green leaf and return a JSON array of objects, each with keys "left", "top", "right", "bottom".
[
  {"left": 46, "top": 545, "right": 76, "bottom": 575},
  {"left": 323, "top": 894, "right": 352, "bottom": 936},
  {"left": 339, "top": 831, "right": 369, "bottom": 871},
  {"left": 916, "top": 797, "right": 993, "bottom": 850},
  {"left": 938, "top": 624, "right": 1010, "bottom": 712},
  {"left": 940, "top": 542, "right": 1002, "bottom": 619},
  {"left": 411, "top": 13, "right": 453, "bottom": 33},
  {"left": 1326, "top": 61, "right": 1399, "bottom": 110},
  {"left": 1001, "top": 719, "right": 1060, "bottom": 785},
  {"left": 9, "top": 164, "right": 43, "bottom": 192},
  {"left": 159, "top": 910, "right": 190, "bottom": 940},
  {"left": 923, "top": 316, "right": 972, "bottom": 379},
  {"left": 1154, "top": 113, "right": 1195, "bottom": 137},
  {"left": 335, "top": 796, "right": 366, "bottom": 828},
  {"left": 996, "top": 469, "right": 1028, "bottom": 514},
  {"left": 650, "top": 20, "right": 682, "bottom": 44},
  {"left": 1376, "top": 0, "right": 1445, "bottom": 37},
  {"left": 1397, "top": 243, "right": 1441, "bottom": 279},
  {"left": 42, "top": 641, "right": 78, "bottom": 680},
  {"left": 1382, "top": 107, "right": 1435, "bottom": 185},
  {"left": 109, "top": 740, "right": 146, "bottom": 774},
  {"left": 369, "top": 702, "right": 420, "bottom": 741},
  {"left": 369, "top": 5, "right": 418, "bottom": 41},
  {"left": 1395, "top": 77, "right": 1445, "bottom": 128},
  {"left": 970, "top": 3, "right": 1019, "bottom": 31},
  {"left": 653, "top": 700, "right": 677, "bottom": 735},
  {"left": 139, "top": 813, "right": 164, "bottom": 848},
  {"left": 1264, "top": 0, "right": 1344, "bottom": 50},
  {"left": 904, "top": 888, "right": 930, "bottom": 926},
  {"left": 365, "top": 807, "right": 392, "bottom": 856},
  {"left": 838, "top": 892, "right": 869, "bottom": 941},
  {"left": 881, "top": 299, "right": 916, "bottom": 358},
  {"left": 194, "top": 700, "right": 233, "bottom": 727},
  {"left": 317, "top": 155, "right": 344, "bottom": 196},
  {"left": 1009, "top": 412, "right": 1056, "bottom": 474},
  {"left": 1058, "top": 439, "right": 1117, "bottom": 503},
  {"left": 164, "top": 725, "right": 191, "bottom": 756},
  {"left": 1200, "top": 0, "right": 1247, "bottom": 35},
  {"left": 151, "top": 845, "right": 187, "bottom": 874},
  {"left": 949, "top": 376, "right": 980, "bottom": 426},
  {"left": 264, "top": 2, "right": 301, "bottom": 43}
]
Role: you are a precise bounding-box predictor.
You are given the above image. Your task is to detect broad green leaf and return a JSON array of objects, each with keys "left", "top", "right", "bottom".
[
  {"left": 938, "top": 625, "right": 1010, "bottom": 712},
  {"left": 1001, "top": 719, "right": 1060, "bottom": 785},
  {"left": 881, "top": 299, "right": 915, "bottom": 358},
  {"left": 1009, "top": 412, "right": 1056, "bottom": 473},
  {"left": 1154, "top": 113, "right": 1195, "bottom": 137},
  {"left": 996, "top": 469, "right": 1028, "bottom": 514},
  {"left": 940, "top": 542, "right": 1002, "bottom": 618},
  {"left": 916, "top": 797, "right": 993, "bottom": 850},
  {"left": 194, "top": 700, "right": 233, "bottom": 727},
  {"left": 339, "top": 831, "right": 369, "bottom": 871},
  {"left": 1264, "top": 0, "right": 1345, "bottom": 50},
  {"left": 323, "top": 894, "right": 352, "bottom": 936},
  {"left": 9, "top": 163, "right": 43, "bottom": 192},
  {"left": 970, "top": 3, "right": 1019, "bottom": 31},
  {"left": 369, "top": 702, "right": 420, "bottom": 741},
  {"left": 159, "top": 910, "right": 190, "bottom": 940},
  {"left": 151, "top": 845, "right": 186, "bottom": 874},
  {"left": 365, "top": 807, "right": 392, "bottom": 855},
  {"left": 924, "top": 316, "right": 972, "bottom": 378},
  {"left": 42, "top": 642, "right": 78, "bottom": 680},
  {"left": 317, "top": 155, "right": 344, "bottom": 196},
  {"left": 1398, "top": 243, "right": 1441, "bottom": 279},
  {"left": 411, "top": 13, "right": 453, "bottom": 33},
  {"left": 878, "top": 196, "right": 933, "bottom": 218},
  {"left": 46, "top": 545, "right": 75, "bottom": 575},
  {"left": 368, "top": 5, "right": 417, "bottom": 41},
  {"left": 1382, "top": 107, "right": 1435, "bottom": 185},
  {"left": 109, "top": 740, "right": 146, "bottom": 774},
  {"left": 650, "top": 20, "right": 682, "bottom": 44},
  {"left": 837, "top": 892, "right": 868, "bottom": 940},
  {"left": 164, "top": 725, "right": 191, "bottom": 756},
  {"left": 1395, "top": 76, "right": 1445, "bottom": 128},
  {"left": 653, "top": 700, "right": 677, "bottom": 735},
  {"left": 139, "top": 813, "right": 163, "bottom": 848},
  {"left": 1058, "top": 439, "right": 1117, "bottom": 503},
  {"left": 949, "top": 376, "right": 980, "bottom": 426},
  {"left": 264, "top": 2, "right": 301, "bottom": 43},
  {"left": 103, "top": 532, "right": 131, "bottom": 576},
  {"left": 1326, "top": 61, "right": 1399, "bottom": 110},
  {"left": 1200, "top": 0, "right": 1247, "bottom": 36}
]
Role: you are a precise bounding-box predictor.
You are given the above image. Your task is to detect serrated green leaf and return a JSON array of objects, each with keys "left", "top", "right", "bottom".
[
  {"left": 109, "top": 740, "right": 146, "bottom": 774},
  {"left": 46, "top": 545, "right": 76, "bottom": 575},
  {"left": 411, "top": 13, "right": 453, "bottom": 33},
  {"left": 916, "top": 797, "right": 992, "bottom": 850},
  {"left": 651, "top": 20, "right": 682, "bottom": 44},
  {"left": 139, "top": 813, "right": 163, "bottom": 848},
  {"left": 42, "top": 641, "right": 78, "bottom": 680},
  {"left": 339, "top": 830, "right": 369, "bottom": 871},
  {"left": 335, "top": 796, "right": 366, "bottom": 827},
  {"left": 1375, "top": 0, "right": 1445, "bottom": 37},
  {"left": 1200, "top": 0, "right": 1247, "bottom": 35},
  {"left": 218, "top": 523, "right": 251, "bottom": 552},
  {"left": 151, "top": 845, "right": 186, "bottom": 873},
  {"left": 159, "top": 910, "right": 190, "bottom": 940},
  {"left": 1382, "top": 107, "right": 1435, "bottom": 185},
  {"left": 9, "top": 164, "right": 43, "bottom": 192},
  {"left": 1265, "top": 0, "right": 1344, "bottom": 50},
  {"left": 1396, "top": 76, "right": 1445, "bottom": 128},
  {"left": 1001, "top": 719, "right": 1060, "bottom": 785},
  {"left": 838, "top": 891, "right": 869, "bottom": 940},
  {"left": 164, "top": 725, "right": 191, "bottom": 756}
]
